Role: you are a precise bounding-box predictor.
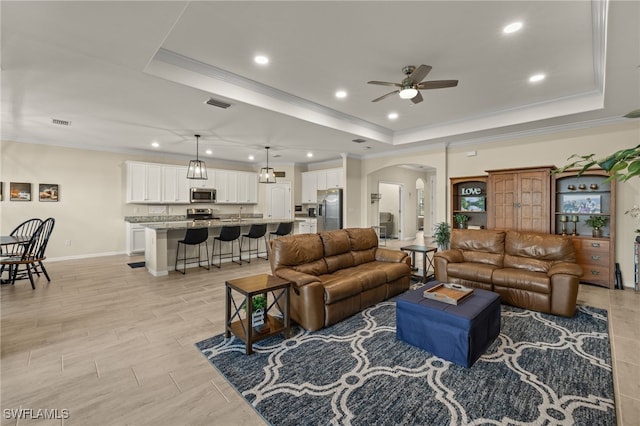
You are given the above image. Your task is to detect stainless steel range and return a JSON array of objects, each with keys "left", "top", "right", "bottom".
[{"left": 186, "top": 208, "right": 216, "bottom": 222}]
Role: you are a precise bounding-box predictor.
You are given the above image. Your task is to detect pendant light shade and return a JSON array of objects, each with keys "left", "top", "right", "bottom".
[
  {"left": 187, "top": 134, "right": 208, "bottom": 180},
  {"left": 259, "top": 146, "right": 276, "bottom": 184}
]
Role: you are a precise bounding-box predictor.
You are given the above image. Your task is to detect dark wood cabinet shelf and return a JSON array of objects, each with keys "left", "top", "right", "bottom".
[
  {"left": 450, "top": 176, "right": 487, "bottom": 229},
  {"left": 552, "top": 169, "right": 616, "bottom": 288}
]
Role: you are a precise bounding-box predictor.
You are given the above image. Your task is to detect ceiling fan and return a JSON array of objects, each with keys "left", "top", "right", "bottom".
[{"left": 368, "top": 65, "right": 458, "bottom": 104}]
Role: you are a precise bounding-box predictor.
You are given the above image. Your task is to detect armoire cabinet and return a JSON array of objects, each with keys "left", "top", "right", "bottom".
[
  {"left": 551, "top": 169, "right": 616, "bottom": 288},
  {"left": 486, "top": 166, "right": 554, "bottom": 233}
]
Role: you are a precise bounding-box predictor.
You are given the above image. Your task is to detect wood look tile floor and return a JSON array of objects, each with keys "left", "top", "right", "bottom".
[{"left": 1, "top": 234, "right": 639, "bottom": 426}]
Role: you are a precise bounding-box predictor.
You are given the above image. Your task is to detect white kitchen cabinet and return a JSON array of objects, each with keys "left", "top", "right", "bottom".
[
  {"left": 162, "top": 166, "right": 190, "bottom": 203},
  {"left": 301, "top": 171, "right": 318, "bottom": 203},
  {"left": 297, "top": 218, "right": 317, "bottom": 234},
  {"left": 215, "top": 170, "right": 238, "bottom": 203},
  {"left": 189, "top": 172, "right": 215, "bottom": 189},
  {"left": 316, "top": 171, "right": 327, "bottom": 190},
  {"left": 237, "top": 171, "right": 258, "bottom": 204},
  {"left": 326, "top": 168, "right": 343, "bottom": 188},
  {"left": 127, "top": 162, "right": 162, "bottom": 203},
  {"left": 126, "top": 222, "right": 150, "bottom": 255}
]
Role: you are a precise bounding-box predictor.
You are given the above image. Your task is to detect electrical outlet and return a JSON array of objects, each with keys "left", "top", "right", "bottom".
[
  {"left": 134, "top": 207, "right": 139, "bottom": 214},
  {"left": 65, "top": 239, "right": 71, "bottom": 246}
]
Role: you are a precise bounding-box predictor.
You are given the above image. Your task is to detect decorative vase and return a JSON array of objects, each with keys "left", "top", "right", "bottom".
[
  {"left": 457, "top": 223, "right": 466, "bottom": 229},
  {"left": 592, "top": 227, "right": 602, "bottom": 238},
  {"left": 252, "top": 309, "right": 265, "bottom": 327}
]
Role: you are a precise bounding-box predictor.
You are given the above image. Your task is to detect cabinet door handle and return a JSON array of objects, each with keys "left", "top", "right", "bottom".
[
  {"left": 591, "top": 243, "right": 601, "bottom": 247},
  {"left": 591, "top": 255, "right": 601, "bottom": 261},
  {"left": 590, "top": 270, "right": 600, "bottom": 275}
]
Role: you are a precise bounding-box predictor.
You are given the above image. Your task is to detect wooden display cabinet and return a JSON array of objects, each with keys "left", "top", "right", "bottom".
[
  {"left": 486, "top": 166, "right": 554, "bottom": 233},
  {"left": 551, "top": 169, "right": 616, "bottom": 288},
  {"left": 450, "top": 176, "right": 488, "bottom": 229}
]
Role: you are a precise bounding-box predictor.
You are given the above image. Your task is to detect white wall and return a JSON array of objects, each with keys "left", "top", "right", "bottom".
[{"left": 0, "top": 141, "right": 260, "bottom": 260}]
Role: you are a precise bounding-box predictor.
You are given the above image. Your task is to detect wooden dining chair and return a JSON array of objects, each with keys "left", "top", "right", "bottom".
[
  {"left": 0, "top": 218, "right": 55, "bottom": 289},
  {"left": 0, "top": 218, "right": 42, "bottom": 257}
]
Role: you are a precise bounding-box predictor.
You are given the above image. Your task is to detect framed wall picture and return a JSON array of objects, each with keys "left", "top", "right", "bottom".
[
  {"left": 9, "top": 182, "right": 31, "bottom": 201},
  {"left": 460, "top": 196, "right": 486, "bottom": 212},
  {"left": 561, "top": 194, "right": 601, "bottom": 214},
  {"left": 39, "top": 184, "right": 59, "bottom": 202}
]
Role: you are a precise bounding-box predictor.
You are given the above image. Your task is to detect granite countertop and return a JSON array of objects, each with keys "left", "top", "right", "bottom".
[
  {"left": 143, "top": 218, "right": 292, "bottom": 230},
  {"left": 125, "top": 214, "right": 263, "bottom": 223}
]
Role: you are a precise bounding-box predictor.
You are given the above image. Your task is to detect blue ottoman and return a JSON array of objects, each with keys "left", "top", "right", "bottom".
[{"left": 396, "top": 283, "right": 500, "bottom": 368}]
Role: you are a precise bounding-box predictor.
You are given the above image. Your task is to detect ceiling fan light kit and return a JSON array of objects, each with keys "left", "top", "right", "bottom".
[
  {"left": 259, "top": 146, "right": 276, "bottom": 184},
  {"left": 368, "top": 64, "right": 458, "bottom": 104},
  {"left": 186, "top": 134, "right": 208, "bottom": 180}
]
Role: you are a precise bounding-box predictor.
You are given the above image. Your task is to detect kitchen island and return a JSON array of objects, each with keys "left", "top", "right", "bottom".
[{"left": 143, "top": 219, "right": 290, "bottom": 276}]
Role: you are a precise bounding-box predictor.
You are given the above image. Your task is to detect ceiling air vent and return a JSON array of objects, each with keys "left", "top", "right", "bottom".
[
  {"left": 51, "top": 118, "right": 71, "bottom": 126},
  {"left": 352, "top": 138, "right": 366, "bottom": 143},
  {"left": 205, "top": 98, "right": 231, "bottom": 109}
]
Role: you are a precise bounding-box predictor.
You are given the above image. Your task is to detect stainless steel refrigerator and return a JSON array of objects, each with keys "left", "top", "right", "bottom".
[{"left": 317, "top": 189, "right": 343, "bottom": 232}]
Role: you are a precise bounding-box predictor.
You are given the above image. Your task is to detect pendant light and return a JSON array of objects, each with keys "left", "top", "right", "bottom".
[
  {"left": 186, "top": 134, "right": 208, "bottom": 180},
  {"left": 259, "top": 146, "right": 276, "bottom": 184}
]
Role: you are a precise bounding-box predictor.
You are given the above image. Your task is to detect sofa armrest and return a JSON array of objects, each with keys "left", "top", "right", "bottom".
[
  {"left": 547, "top": 262, "right": 583, "bottom": 278},
  {"left": 273, "top": 267, "right": 321, "bottom": 288},
  {"left": 375, "top": 248, "right": 409, "bottom": 264},
  {"left": 433, "top": 249, "right": 464, "bottom": 263},
  {"left": 273, "top": 267, "right": 325, "bottom": 331}
]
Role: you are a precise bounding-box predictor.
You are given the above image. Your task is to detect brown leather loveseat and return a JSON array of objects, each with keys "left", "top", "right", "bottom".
[
  {"left": 434, "top": 229, "right": 583, "bottom": 317},
  {"left": 269, "top": 227, "right": 411, "bottom": 331}
]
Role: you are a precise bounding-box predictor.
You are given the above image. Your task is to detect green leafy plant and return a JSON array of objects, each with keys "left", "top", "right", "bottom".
[
  {"left": 554, "top": 144, "right": 640, "bottom": 182},
  {"left": 584, "top": 216, "right": 608, "bottom": 229},
  {"left": 453, "top": 213, "right": 470, "bottom": 224},
  {"left": 242, "top": 294, "right": 267, "bottom": 311},
  {"left": 624, "top": 206, "right": 640, "bottom": 234},
  {"left": 433, "top": 222, "right": 451, "bottom": 250}
]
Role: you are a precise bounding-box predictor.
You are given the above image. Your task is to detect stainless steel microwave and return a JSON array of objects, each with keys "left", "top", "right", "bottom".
[{"left": 190, "top": 187, "right": 216, "bottom": 203}]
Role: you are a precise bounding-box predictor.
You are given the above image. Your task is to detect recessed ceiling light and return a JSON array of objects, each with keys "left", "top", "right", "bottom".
[
  {"left": 388, "top": 112, "right": 399, "bottom": 120},
  {"left": 248, "top": 155, "right": 255, "bottom": 161},
  {"left": 307, "top": 152, "right": 313, "bottom": 158},
  {"left": 205, "top": 149, "right": 213, "bottom": 155},
  {"left": 254, "top": 55, "right": 269, "bottom": 65},
  {"left": 503, "top": 22, "right": 523, "bottom": 34},
  {"left": 335, "top": 90, "right": 347, "bottom": 99},
  {"left": 151, "top": 142, "right": 159, "bottom": 148},
  {"left": 529, "top": 73, "right": 546, "bottom": 83}
]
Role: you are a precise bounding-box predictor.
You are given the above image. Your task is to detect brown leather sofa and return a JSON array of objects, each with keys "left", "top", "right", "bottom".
[
  {"left": 269, "top": 228, "right": 411, "bottom": 331},
  {"left": 434, "top": 229, "right": 583, "bottom": 317}
]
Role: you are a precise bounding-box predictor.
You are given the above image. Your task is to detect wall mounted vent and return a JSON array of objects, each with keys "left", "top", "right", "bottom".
[
  {"left": 205, "top": 98, "right": 231, "bottom": 109},
  {"left": 51, "top": 118, "right": 71, "bottom": 126}
]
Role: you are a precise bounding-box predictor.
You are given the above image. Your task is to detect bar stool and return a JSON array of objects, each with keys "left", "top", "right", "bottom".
[
  {"left": 175, "top": 228, "right": 210, "bottom": 274},
  {"left": 240, "top": 224, "right": 269, "bottom": 263},
  {"left": 269, "top": 222, "right": 293, "bottom": 240},
  {"left": 212, "top": 225, "right": 242, "bottom": 268}
]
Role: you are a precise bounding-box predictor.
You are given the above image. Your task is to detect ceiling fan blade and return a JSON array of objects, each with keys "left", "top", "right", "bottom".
[
  {"left": 368, "top": 81, "right": 401, "bottom": 87},
  {"left": 408, "top": 65, "right": 432, "bottom": 83},
  {"left": 372, "top": 90, "right": 399, "bottom": 102},
  {"left": 417, "top": 80, "right": 459, "bottom": 90},
  {"left": 410, "top": 91, "right": 423, "bottom": 104}
]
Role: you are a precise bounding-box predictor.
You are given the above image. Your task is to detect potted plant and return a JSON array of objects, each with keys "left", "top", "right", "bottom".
[
  {"left": 242, "top": 294, "right": 268, "bottom": 327},
  {"left": 453, "top": 213, "right": 470, "bottom": 229},
  {"left": 584, "top": 216, "right": 608, "bottom": 238},
  {"left": 433, "top": 222, "right": 451, "bottom": 252},
  {"left": 554, "top": 144, "right": 640, "bottom": 182},
  {"left": 625, "top": 206, "right": 640, "bottom": 243}
]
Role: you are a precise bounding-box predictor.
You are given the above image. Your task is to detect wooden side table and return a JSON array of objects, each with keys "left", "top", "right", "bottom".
[
  {"left": 400, "top": 245, "right": 437, "bottom": 283},
  {"left": 225, "top": 274, "right": 291, "bottom": 355}
]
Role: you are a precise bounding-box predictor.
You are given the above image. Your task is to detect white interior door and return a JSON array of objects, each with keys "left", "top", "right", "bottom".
[{"left": 266, "top": 183, "right": 291, "bottom": 219}]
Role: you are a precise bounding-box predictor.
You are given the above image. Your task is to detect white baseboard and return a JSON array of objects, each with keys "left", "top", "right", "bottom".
[{"left": 48, "top": 251, "right": 127, "bottom": 262}]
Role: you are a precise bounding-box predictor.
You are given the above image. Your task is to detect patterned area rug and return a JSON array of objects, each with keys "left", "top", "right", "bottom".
[{"left": 196, "top": 302, "right": 615, "bottom": 425}]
